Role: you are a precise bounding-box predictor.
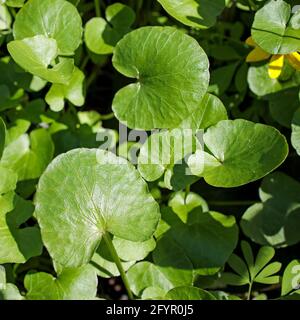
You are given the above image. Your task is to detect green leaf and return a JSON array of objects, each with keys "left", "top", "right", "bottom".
[
  {"left": 253, "top": 246, "right": 275, "bottom": 275},
  {"left": 113, "top": 237, "right": 156, "bottom": 262},
  {"left": 85, "top": 3, "right": 135, "bottom": 55},
  {"left": 45, "top": 67, "right": 85, "bottom": 112},
  {"left": 0, "top": 193, "right": 43, "bottom": 264},
  {"left": 210, "top": 62, "right": 239, "bottom": 96},
  {"left": 252, "top": 0, "right": 300, "bottom": 54},
  {"left": 255, "top": 262, "right": 282, "bottom": 282},
  {"left": 241, "top": 172, "right": 300, "bottom": 247},
  {"left": 165, "top": 286, "right": 216, "bottom": 300},
  {"left": 0, "top": 117, "right": 5, "bottom": 159},
  {"left": 291, "top": 108, "right": 300, "bottom": 155},
  {"left": 154, "top": 211, "right": 238, "bottom": 274},
  {"left": 138, "top": 129, "right": 197, "bottom": 184},
  {"left": 248, "top": 64, "right": 300, "bottom": 97},
  {"left": 0, "top": 266, "right": 23, "bottom": 300},
  {"left": 1, "top": 127, "right": 54, "bottom": 181},
  {"left": 0, "top": 167, "right": 17, "bottom": 194},
  {"left": 221, "top": 272, "right": 249, "bottom": 286},
  {"left": 127, "top": 261, "right": 193, "bottom": 298},
  {"left": 168, "top": 191, "right": 208, "bottom": 223},
  {"left": 179, "top": 93, "right": 228, "bottom": 130},
  {"left": 191, "top": 119, "right": 288, "bottom": 188},
  {"left": 25, "top": 265, "right": 97, "bottom": 300},
  {"left": 241, "top": 240, "right": 255, "bottom": 277},
  {"left": 269, "top": 89, "right": 300, "bottom": 127},
  {"left": 112, "top": 26, "right": 209, "bottom": 130},
  {"left": 281, "top": 259, "right": 300, "bottom": 296},
  {"left": 0, "top": 4, "right": 11, "bottom": 30},
  {"left": 8, "top": 36, "right": 75, "bottom": 84},
  {"left": 35, "top": 149, "right": 160, "bottom": 268},
  {"left": 13, "top": 0, "right": 82, "bottom": 55},
  {"left": 158, "top": 0, "right": 226, "bottom": 29},
  {"left": 227, "top": 254, "right": 249, "bottom": 280}
]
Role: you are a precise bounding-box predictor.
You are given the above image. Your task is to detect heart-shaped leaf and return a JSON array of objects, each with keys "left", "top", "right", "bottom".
[
  {"left": 13, "top": 0, "right": 83, "bottom": 55},
  {"left": 252, "top": 0, "right": 300, "bottom": 54},
  {"left": 112, "top": 26, "right": 209, "bottom": 129},
  {"left": 281, "top": 259, "right": 300, "bottom": 296},
  {"left": 158, "top": 0, "right": 226, "bottom": 29},
  {"left": 85, "top": 3, "right": 135, "bottom": 55},
  {"left": 189, "top": 119, "right": 288, "bottom": 187},
  {"left": 35, "top": 148, "right": 160, "bottom": 268}
]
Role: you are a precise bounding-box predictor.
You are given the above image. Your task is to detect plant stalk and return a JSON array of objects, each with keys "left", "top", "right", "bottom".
[
  {"left": 247, "top": 281, "right": 253, "bottom": 300},
  {"left": 94, "top": 0, "right": 101, "bottom": 17},
  {"left": 103, "top": 232, "right": 134, "bottom": 300}
]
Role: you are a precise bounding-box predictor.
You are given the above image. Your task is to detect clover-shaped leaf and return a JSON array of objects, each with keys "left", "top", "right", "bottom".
[
  {"left": 158, "top": 0, "right": 226, "bottom": 29},
  {"left": 0, "top": 193, "right": 43, "bottom": 264},
  {"left": 252, "top": 0, "right": 300, "bottom": 54},
  {"left": 25, "top": 265, "right": 98, "bottom": 300},
  {"left": 8, "top": 35, "right": 75, "bottom": 84},
  {"left": 45, "top": 67, "right": 85, "bottom": 112},
  {"left": 35, "top": 148, "right": 160, "bottom": 268},
  {"left": 188, "top": 119, "right": 288, "bottom": 187},
  {"left": 112, "top": 26, "right": 209, "bottom": 130},
  {"left": 85, "top": 3, "right": 135, "bottom": 55},
  {"left": 241, "top": 172, "right": 300, "bottom": 247},
  {"left": 222, "top": 241, "right": 281, "bottom": 299},
  {"left": 13, "top": 0, "right": 83, "bottom": 55}
]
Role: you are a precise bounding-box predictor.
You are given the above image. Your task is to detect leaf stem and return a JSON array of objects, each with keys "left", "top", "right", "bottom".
[
  {"left": 247, "top": 281, "right": 253, "bottom": 300},
  {"left": 103, "top": 233, "right": 134, "bottom": 300},
  {"left": 94, "top": 0, "right": 101, "bottom": 17},
  {"left": 101, "top": 112, "right": 115, "bottom": 121}
]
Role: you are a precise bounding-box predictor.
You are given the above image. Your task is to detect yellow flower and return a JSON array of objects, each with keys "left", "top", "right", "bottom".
[{"left": 245, "top": 37, "right": 300, "bottom": 79}]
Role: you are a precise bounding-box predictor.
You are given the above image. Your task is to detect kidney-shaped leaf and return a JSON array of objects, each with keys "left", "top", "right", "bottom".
[
  {"left": 190, "top": 119, "right": 288, "bottom": 188},
  {"left": 35, "top": 148, "right": 160, "bottom": 268},
  {"left": 112, "top": 26, "right": 209, "bottom": 130},
  {"left": 158, "top": 0, "right": 226, "bottom": 29},
  {"left": 13, "top": 0, "right": 83, "bottom": 55},
  {"left": 252, "top": 0, "right": 300, "bottom": 54}
]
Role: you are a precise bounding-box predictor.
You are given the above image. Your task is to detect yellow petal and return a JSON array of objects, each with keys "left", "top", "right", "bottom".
[
  {"left": 246, "top": 47, "right": 271, "bottom": 62},
  {"left": 245, "top": 36, "right": 256, "bottom": 47},
  {"left": 268, "top": 55, "right": 284, "bottom": 79},
  {"left": 287, "top": 52, "right": 300, "bottom": 71}
]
